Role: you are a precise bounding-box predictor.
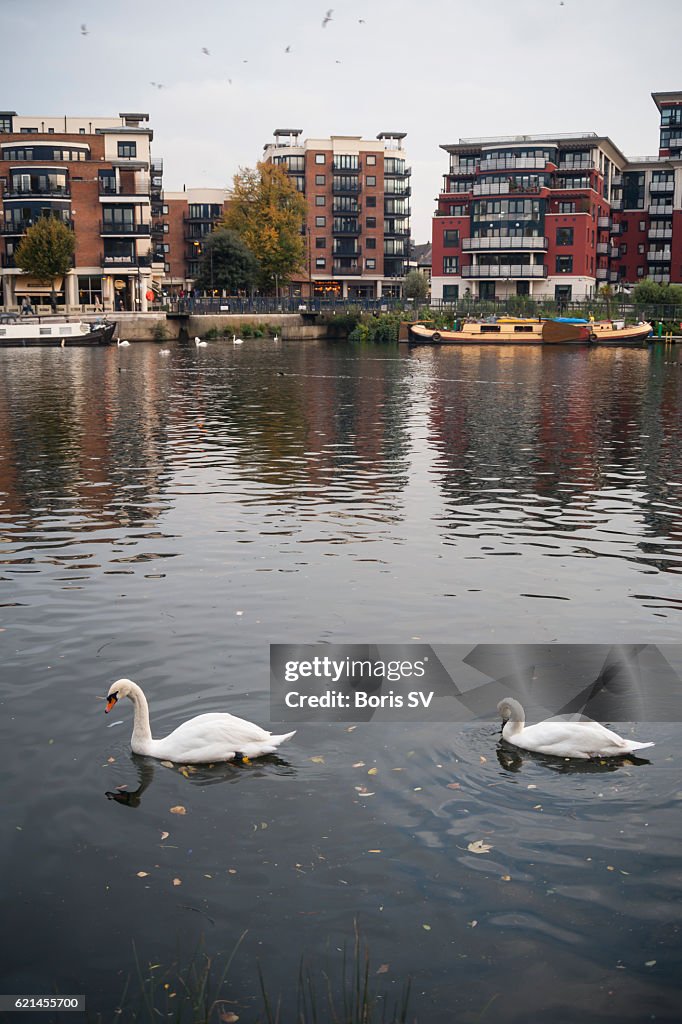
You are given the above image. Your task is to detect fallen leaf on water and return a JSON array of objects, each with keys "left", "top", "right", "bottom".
[
  {"left": 607, "top": 865, "right": 615, "bottom": 871},
  {"left": 479, "top": 756, "right": 487, "bottom": 764},
  {"left": 219, "top": 1013, "right": 239, "bottom": 1023},
  {"left": 309, "top": 756, "right": 325, "bottom": 764},
  {"left": 260, "top": 822, "right": 268, "bottom": 829},
  {"left": 160, "top": 761, "right": 174, "bottom": 768},
  {"left": 446, "top": 783, "right": 461, "bottom": 790},
  {"left": 368, "top": 849, "right": 382, "bottom": 854},
  {"left": 228, "top": 868, "right": 237, "bottom": 874},
  {"left": 467, "top": 920, "right": 478, "bottom": 928},
  {"left": 467, "top": 840, "right": 493, "bottom": 854},
  {"left": 107, "top": 756, "right": 116, "bottom": 764},
  {"left": 376, "top": 964, "right": 389, "bottom": 975},
  {"left": 352, "top": 761, "right": 366, "bottom": 768},
  {"left": 204, "top": 873, "right": 213, "bottom": 878},
  {"left": 501, "top": 874, "right": 511, "bottom": 881},
  {"left": 368, "top": 767, "right": 378, "bottom": 775},
  {"left": 160, "top": 832, "right": 169, "bottom": 841},
  {"left": 172, "top": 877, "right": 182, "bottom": 886},
  {"left": 422, "top": 924, "right": 431, "bottom": 931},
  {"left": 533, "top": 804, "right": 542, "bottom": 810},
  {"left": 181, "top": 769, "right": 191, "bottom": 778},
  {"left": 645, "top": 960, "right": 656, "bottom": 967},
  {"left": 347, "top": 725, "right": 357, "bottom": 732},
  {"left": 527, "top": 784, "right": 537, "bottom": 790},
  {"left": 170, "top": 806, "right": 186, "bottom": 815},
  {"left": 137, "top": 871, "right": 149, "bottom": 878}
]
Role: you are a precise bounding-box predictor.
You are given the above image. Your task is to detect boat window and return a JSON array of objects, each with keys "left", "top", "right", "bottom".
[
  {"left": 480, "top": 325, "right": 501, "bottom": 333},
  {"left": 59, "top": 326, "right": 71, "bottom": 334},
  {"left": 0, "top": 329, "right": 5, "bottom": 336},
  {"left": 514, "top": 325, "right": 534, "bottom": 332},
  {"left": 39, "top": 327, "right": 52, "bottom": 335}
]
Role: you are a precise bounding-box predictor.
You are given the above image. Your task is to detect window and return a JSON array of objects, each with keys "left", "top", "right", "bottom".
[
  {"left": 620, "top": 243, "right": 628, "bottom": 255},
  {"left": 316, "top": 237, "right": 326, "bottom": 249},
  {"left": 637, "top": 266, "right": 644, "bottom": 277},
  {"left": 366, "top": 176, "right": 376, "bottom": 186},
  {"left": 315, "top": 257, "right": 326, "bottom": 268},
  {"left": 449, "top": 204, "right": 467, "bottom": 215},
  {"left": 638, "top": 243, "right": 644, "bottom": 254},
  {"left": 315, "top": 195, "right": 325, "bottom": 206},
  {"left": 366, "top": 258, "right": 376, "bottom": 269},
  {"left": 79, "top": 128, "right": 86, "bottom": 134},
  {"left": 366, "top": 237, "right": 376, "bottom": 249},
  {"left": 443, "top": 229, "right": 460, "bottom": 247},
  {"left": 556, "top": 227, "right": 573, "bottom": 246},
  {"left": 443, "top": 256, "right": 459, "bottom": 274},
  {"left": 315, "top": 153, "right": 325, "bottom": 164},
  {"left": 555, "top": 255, "right": 573, "bottom": 273},
  {"left": 442, "top": 284, "right": 459, "bottom": 301},
  {"left": 366, "top": 217, "right": 376, "bottom": 229},
  {"left": 315, "top": 215, "right": 326, "bottom": 227},
  {"left": 0, "top": 115, "right": 13, "bottom": 132},
  {"left": 639, "top": 220, "right": 646, "bottom": 231},
  {"left": 77, "top": 275, "right": 103, "bottom": 305},
  {"left": 558, "top": 202, "right": 576, "bottom": 214},
  {"left": 621, "top": 221, "right": 628, "bottom": 232},
  {"left": 20, "top": 127, "right": 38, "bottom": 133},
  {"left": 117, "top": 141, "right": 137, "bottom": 158},
  {"left": 315, "top": 174, "right": 325, "bottom": 185},
  {"left": 366, "top": 196, "right": 376, "bottom": 208},
  {"left": 366, "top": 155, "right": 376, "bottom": 166},
  {"left": 163, "top": 243, "right": 170, "bottom": 253}
]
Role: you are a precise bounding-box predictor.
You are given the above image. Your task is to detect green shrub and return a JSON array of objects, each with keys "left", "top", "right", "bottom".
[{"left": 151, "top": 320, "right": 168, "bottom": 342}]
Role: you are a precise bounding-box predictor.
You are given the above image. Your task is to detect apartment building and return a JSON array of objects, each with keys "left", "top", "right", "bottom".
[
  {"left": 0, "top": 111, "right": 165, "bottom": 311},
  {"left": 162, "top": 188, "right": 230, "bottom": 292},
  {"left": 432, "top": 91, "right": 682, "bottom": 303},
  {"left": 263, "top": 129, "right": 411, "bottom": 299}
]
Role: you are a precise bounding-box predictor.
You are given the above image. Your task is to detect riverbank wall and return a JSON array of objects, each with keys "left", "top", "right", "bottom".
[{"left": 80, "top": 312, "right": 327, "bottom": 342}]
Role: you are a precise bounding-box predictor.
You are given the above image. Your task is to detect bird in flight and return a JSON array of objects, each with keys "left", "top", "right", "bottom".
[
  {"left": 80, "top": 23, "right": 88, "bottom": 35},
  {"left": 285, "top": 45, "right": 291, "bottom": 52},
  {"left": 322, "top": 9, "right": 333, "bottom": 28},
  {"left": 201, "top": 46, "right": 210, "bottom": 55},
  {"left": 359, "top": 18, "right": 365, "bottom": 23},
  {"left": 150, "top": 82, "right": 164, "bottom": 89}
]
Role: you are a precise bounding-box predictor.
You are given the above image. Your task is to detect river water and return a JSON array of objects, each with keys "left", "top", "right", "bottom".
[{"left": 0, "top": 338, "right": 680, "bottom": 1023}]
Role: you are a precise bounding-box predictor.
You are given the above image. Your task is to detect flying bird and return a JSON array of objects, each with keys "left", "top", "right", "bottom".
[
  {"left": 80, "top": 23, "right": 88, "bottom": 35},
  {"left": 285, "top": 45, "right": 291, "bottom": 53},
  {"left": 322, "top": 9, "right": 333, "bottom": 28},
  {"left": 150, "top": 82, "right": 164, "bottom": 89},
  {"left": 359, "top": 18, "right": 365, "bottom": 23},
  {"left": 201, "top": 46, "right": 210, "bottom": 55}
]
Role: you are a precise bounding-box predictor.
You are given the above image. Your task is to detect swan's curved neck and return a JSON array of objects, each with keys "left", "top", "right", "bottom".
[
  {"left": 503, "top": 701, "right": 525, "bottom": 737},
  {"left": 127, "top": 683, "right": 153, "bottom": 746}
]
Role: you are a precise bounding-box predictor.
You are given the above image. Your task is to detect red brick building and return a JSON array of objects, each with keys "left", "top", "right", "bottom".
[{"left": 263, "top": 129, "right": 411, "bottom": 299}]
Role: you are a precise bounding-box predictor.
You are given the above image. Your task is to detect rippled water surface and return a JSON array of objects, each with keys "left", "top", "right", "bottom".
[{"left": 1, "top": 339, "right": 680, "bottom": 1022}]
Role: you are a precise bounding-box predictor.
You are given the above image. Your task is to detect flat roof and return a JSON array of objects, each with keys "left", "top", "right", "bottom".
[{"left": 652, "top": 91, "right": 682, "bottom": 110}]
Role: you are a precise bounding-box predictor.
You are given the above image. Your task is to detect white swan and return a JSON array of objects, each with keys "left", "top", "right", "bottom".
[
  {"left": 273, "top": 333, "right": 279, "bottom": 342},
  {"left": 194, "top": 336, "right": 208, "bottom": 348},
  {"left": 232, "top": 334, "right": 243, "bottom": 344},
  {"left": 497, "top": 697, "right": 654, "bottom": 759},
  {"left": 105, "top": 678, "right": 296, "bottom": 763},
  {"left": 159, "top": 348, "right": 170, "bottom": 356},
  {"left": 117, "top": 339, "right": 130, "bottom": 347}
]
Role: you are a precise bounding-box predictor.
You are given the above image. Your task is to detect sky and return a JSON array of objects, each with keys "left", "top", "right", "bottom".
[{"left": 3, "top": 0, "right": 682, "bottom": 242}]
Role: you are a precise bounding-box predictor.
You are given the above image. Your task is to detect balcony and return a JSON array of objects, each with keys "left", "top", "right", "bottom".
[
  {"left": 596, "top": 243, "right": 609, "bottom": 254},
  {"left": 648, "top": 203, "right": 673, "bottom": 216},
  {"left": 1, "top": 218, "right": 73, "bottom": 235},
  {"left": 596, "top": 267, "right": 608, "bottom": 279},
  {"left": 667, "top": 136, "right": 682, "bottom": 148},
  {"left": 649, "top": 179, "right": 674, "bottom": 193},
  {"left": 100, "top": 222, "right": 151, "bottom": 236},
  {"left": 332, "top": 261, "right": 362, "bottom": 275},
  {"left": 647, "top": 248, "right": 671, "bottom": 261},
  {"left": 3, "top": 186, "right": 70, "bottom": 199},
  {"left": 610, "top": 199, "right": 622, "bottom": 210},
  {"left": 609, "top": 271, "right": 619, "bottom": 282},
  {"left": 332, "top": 244, "right": 361, "bottom": 257},
  {"left": 332, "top": 179, "right": 360, "bottom": 195},
  {"left": 99, "top": 182, "right": 151, "bottom": 198},
  {"left": 480, "top": 156, "right": 549, "bottom": 172},
  {"left": 461, "top": 264, "right": 547, "bottom": 279},
  {"left": 332, "top": 222, "right": 361, "bottom": 236},
  {"left": 332, "top": 201, "right": 360, "bottom": 214},
  {"left": 650, "top": 272, "right": 671, "bottom": 283},
  {"left": 611, "top": 174, "right": 623, "bottom": 187},
  {"left": 332, "top": 160, "right": 360, "bottom": 172},
  {"left": 557, "top": 161, "right": 594, "bottom": 171},
  {"left": 463, "top": 235, "right": 548, "bottom": 251},
  {"left": 597, "top": 216, "right": 610, "bottom": 228},
  {"left": 385, "top": 165, "right": 411, "bottom": 178},
  {"left": 472, "top": 181, "right": 542, "bottom": 196},
  {"left": 384, "top": 184, "right": 411, "bottom": 197},
  {"left": 610, "top": 245, "right": 620, "bottom": 257},
  {"left": 648, "top": 227, "right": 672, "bottom": 239},
  {"left": 383, "top": 227, "right": 410, "bottom": 238},
  {"left": 610, "top": 223, "right": 621, "bottom": 235},
  {"left": 101, "top": 252, "right": 151, "bottom": 268}
]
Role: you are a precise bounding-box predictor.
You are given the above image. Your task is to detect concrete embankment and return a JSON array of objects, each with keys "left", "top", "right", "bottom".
[{"left": 82, "top": 312, "right": 326, "bottom": 342}]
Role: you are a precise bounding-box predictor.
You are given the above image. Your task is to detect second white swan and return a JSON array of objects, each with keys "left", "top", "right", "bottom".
[
  {"left": 497, "top": 697, "right": 654, "bottom": 759},
  {"left": 105, "top": 678, "right": 295, "bottom": 763}
]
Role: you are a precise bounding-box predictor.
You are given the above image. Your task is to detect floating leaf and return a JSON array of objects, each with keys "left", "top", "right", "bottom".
[
  {"left": 160, "top": 761, "right": 174, "bottom": 768},
  {"left": 467, "top": 840, "right": 493, "bottom": 854},
  {"left": 220, "top": 1013, "right": 240, "bottom": 1023},
  {"left": 260, "top": 822, "right": 268, "bottom": 830},
  {"left": 347, "top": 726, "right": 357, "bottom": 732},
  {"left": 422, "top": 924, "right": 431, "bottom": 931},
  {"left": 527, "top": 784, "right": 537, "bottom": 790},
  {"left": 137, "top": 871, "right": 150, "bottom": 878},
  {"left": 607, "top": 865, "right": 615, "bottom": 871},
  {"left": 376, "top": 964, "right": 390, "bottom": 975},
  {"left": 172, "top": 877, "right": 182, "bottom": 886},
  {"left": 468, "top": 920, "right": 478, "bottom": 928},
  {"left": 170, "top": 805, "right": 186, "bottom": 815},
  {"left": 160, "top": 832, "right": 169, "bottom": 841},
  {"left": 446, "top": 783, "right": 461, "bottom": 790},
  {"left": 204, "top": 874, "right": 213, "bottom": 878},
  {"left": 367, "top": 767, "right": 378, "bottom": 776},
  {"left": 501, "top": 874, "right": 511, "bottom": 881},
  {"left": 228, "top": 868, "right": 237, "bottom": 874},
  {"left": 309, "top": 756, "right": 325, "bottom": 764},
  {"left": 645, "top": 960, "right": 656, "bottom": 967},
  {"left": 107, "top": 756, "right": 116, "bottom": 764},
  {"left": 479, "top": 756, "right": 487, "bottom": 764},
  {"left": 352, "top": 761, "right": 366, "bottom": 768},
  {"left": 368, "top": 849, "right": 382, "bottom": 854}
]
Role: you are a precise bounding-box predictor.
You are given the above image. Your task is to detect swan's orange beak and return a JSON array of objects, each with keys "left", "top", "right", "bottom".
[{"left": 105, "top": 695, "right": 118, "bottom": 714}]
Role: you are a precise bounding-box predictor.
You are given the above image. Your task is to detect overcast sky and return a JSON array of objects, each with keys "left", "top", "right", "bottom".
[{"left": 4, "top": 0, "right": 682, "bottom": 241}]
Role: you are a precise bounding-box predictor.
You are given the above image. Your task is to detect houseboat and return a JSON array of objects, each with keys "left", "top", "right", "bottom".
[
  {"left": 0, "top": 316, "right": 117, "bottom": 347},
  {"left": 402, "top": 319, "right": 592, "bottom": 346}
]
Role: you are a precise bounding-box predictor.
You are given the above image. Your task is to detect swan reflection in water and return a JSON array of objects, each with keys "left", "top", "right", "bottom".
[
  {"left": 495, "top": 742, "right": 654, "bottom": 774},
  {"left": 105, "top": 751, "right": 297, "bottom": 808}
]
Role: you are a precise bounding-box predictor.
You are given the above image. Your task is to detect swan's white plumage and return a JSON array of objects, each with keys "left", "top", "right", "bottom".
[
  {"left": 117, "top": 339, "right": 130, "bottom": 347},
  {"left": 497, "top": 697, "right": 654, "bottom": 759},
  {"left": 232, "top": 334, "right": 243, "bottom": 344},
  {"left": 105, "top": 678, "right": 295, "bottom": 763},
  {"left": 194, "top": 336, "right": 207, "bottom": 347}
]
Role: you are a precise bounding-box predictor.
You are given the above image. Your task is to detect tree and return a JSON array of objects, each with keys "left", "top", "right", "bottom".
[
  {"left": 193, "top": 229, "right": 259, "bottom": 294},
  {"left": 633, "top": 279, "right": 666, "bottom": 306},
  {"left": 222, "top": 162, "right": 307, "bottom": 293},
  {"left": 404, "top": 269, "right": 429, "bottom": 302},
  {"left": 598, "top": 284, "right": 615, "bottom": 319},
  {"left": 15, "top": 217, "right": 75, "bottom": 311}
]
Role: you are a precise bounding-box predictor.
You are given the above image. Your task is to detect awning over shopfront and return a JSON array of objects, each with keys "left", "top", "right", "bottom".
[{"left": 14, "top": 276, "right": 64, "bottom": 295}]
